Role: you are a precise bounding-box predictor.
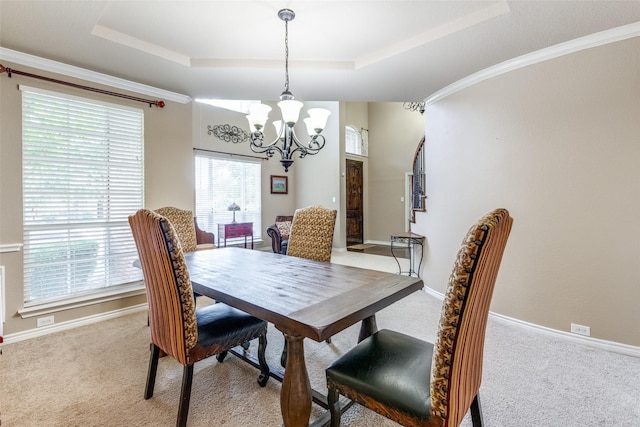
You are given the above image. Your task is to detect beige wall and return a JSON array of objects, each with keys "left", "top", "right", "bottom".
[
  {"left": 291, "top": 101, "right": 343, "bottom": 247},
  {"left": 368, "top": 103, "right": 425, "bottom": 242},
  {"left": 413, "top": 37, "right": 640, "bottom": 346},
  {"left": 0, "top": 61, "right": 192, "bottom": 335},
  {"left": 146, "top": 102, "right": 194, "bottom": 211}
]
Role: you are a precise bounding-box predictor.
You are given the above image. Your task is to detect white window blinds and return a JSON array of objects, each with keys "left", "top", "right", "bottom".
[
  {"left": 21, "top": 86, "right": 144, "bottom": 305},
  {"left": 194, "top": 154, "right": 262, "bottom": 241}
]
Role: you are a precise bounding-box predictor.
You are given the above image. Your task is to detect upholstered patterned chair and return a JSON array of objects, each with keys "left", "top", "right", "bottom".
[
  {"left": 279, "top": 205, "right": 337, "bottom": 366},
  {"left": 266, "top": 215, "right": 294, "bottom": 254},
  {"left": 325, "top": 208, "right": 513, "bottom": 427},
  {"left": 154, "top": 206, "right": 215, "bottom": 252},
  {"left": 286, "top": 205, "right": 337, "bottom": 262},
  {"left": 129, "top": 209, "right": 270, "bottom": 427}
]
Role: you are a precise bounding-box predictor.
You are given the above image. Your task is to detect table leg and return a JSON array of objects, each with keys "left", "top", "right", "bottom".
[
  {"left": 358, "top": 315, "right": 378, "bottom": 343},
  {"left": 281, "top": 333, "right": 312, "bottom": 427}
]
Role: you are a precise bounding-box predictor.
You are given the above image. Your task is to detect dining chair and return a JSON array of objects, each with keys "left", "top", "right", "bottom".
[
  {"left": 325, "top": 208, "right": 513, "bottom": 427},
  {"left": 129, "top": 209, "right": 270, "bottom": 427},
  {"left": 154, "top": 206, "right": 215, "bottom": 251},
  {"left": 279, "top": 205, "right": 337, "bottom": 366},
  {"left": 286, "top": 205, "right": 337, "bottom": 262}
]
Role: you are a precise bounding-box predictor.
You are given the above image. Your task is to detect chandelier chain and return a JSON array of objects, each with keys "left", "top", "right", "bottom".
[
  {"left": 246, "top": 8, "right": 330, "bottom": 172},
  {"left": 284, "top": 19, "right": 289, "bottom": 93}
]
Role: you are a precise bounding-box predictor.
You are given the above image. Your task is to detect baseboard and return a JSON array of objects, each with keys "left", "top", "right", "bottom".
[
  {"left": 422, "top": 287, "right": 640, "bottom": 358},
  {"left": 0, "top": 304, "right": 148, "bottom": 345}
]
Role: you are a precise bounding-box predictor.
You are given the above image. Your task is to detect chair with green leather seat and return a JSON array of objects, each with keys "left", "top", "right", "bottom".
[
  {"left": 326, "top": 208, "right": 513, "bottom": 427},
  {"left": 129, "top": 209, "right": 270, "bottom": 427}
]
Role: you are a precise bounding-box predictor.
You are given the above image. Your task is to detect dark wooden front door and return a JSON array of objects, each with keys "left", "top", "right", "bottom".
[{"left": 346, "top": 159, "right": 363, "bottom": 246}]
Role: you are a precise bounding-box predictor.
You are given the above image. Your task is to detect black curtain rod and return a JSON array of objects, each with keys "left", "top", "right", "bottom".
[
  {"left": 193, "top": 147, "right": 269, "bottom": 161},
  {"left": 0, "top": 63, "right": 165, "bottom": 108}
]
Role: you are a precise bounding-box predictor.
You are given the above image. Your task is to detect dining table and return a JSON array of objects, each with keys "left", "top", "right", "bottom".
[{"left": 183, "top": 247, "right": 424, "bottom": 427}]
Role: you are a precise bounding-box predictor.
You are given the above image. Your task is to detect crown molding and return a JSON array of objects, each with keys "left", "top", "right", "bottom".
[
  {"left": 426, "top": 21, "right": 640, "bottom": 105},
  {"left": 0, "top": 47, "right": 192, "bottom": 104}
]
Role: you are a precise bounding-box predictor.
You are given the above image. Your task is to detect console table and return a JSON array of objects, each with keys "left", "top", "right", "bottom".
[
  {"left": 217, "top": 222, "right": 254, "bottom": 249},
  {"left": 390, "top": 231, "right": 425, "bottom": 277}
]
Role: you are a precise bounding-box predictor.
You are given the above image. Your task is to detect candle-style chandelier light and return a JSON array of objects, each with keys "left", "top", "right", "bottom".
[{"left": 246, "top": 9, "right": 331, "bottom": 173}]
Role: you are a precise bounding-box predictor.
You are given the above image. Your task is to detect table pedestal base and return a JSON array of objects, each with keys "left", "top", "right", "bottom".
[{"left": 281, "top": 334, "right": 312, "bottom": 427}]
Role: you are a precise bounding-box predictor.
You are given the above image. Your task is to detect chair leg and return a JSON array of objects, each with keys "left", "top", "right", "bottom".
[
  {"left": 144, "top": 343, "right": 160, "bottom": 399},
  {"left": 216, "top": 351, "right": 228, "bottom": 363},
  {"left": 280, "top": 334, "right": 288, "bottom": 368},
  {"left": 257, "top": 334, "right": 270, "bottom": 387},
  {"left": 177, "top": 365, "right": 194, "bottom": 427},
  {"left": 327, "top": 387, "right": 341, "bottom": 427},
  {"left": 470, "top": 393, "right": 484, "bottom": 427}
]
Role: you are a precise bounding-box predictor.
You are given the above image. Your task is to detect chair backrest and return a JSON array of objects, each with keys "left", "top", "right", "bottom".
[
  {"left": 129, "top": 209, "right": 197, "bottom": 365},
  {"left": 286, "top": 206, "right": 337, "bottom": 262},
  {"left": 154, "top": 206, "right": 198, "bottom": 252},
  {"left": 430, "top": 208, "right": 513, "bottom": 427}
]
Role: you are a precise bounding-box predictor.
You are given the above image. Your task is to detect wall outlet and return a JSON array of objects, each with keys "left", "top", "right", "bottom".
[
  {"left": 36, "top": 315, "right": 55, "bottom": 327},
  {"left": 570, "top": 323, "right": 590, "bottom": 336}
]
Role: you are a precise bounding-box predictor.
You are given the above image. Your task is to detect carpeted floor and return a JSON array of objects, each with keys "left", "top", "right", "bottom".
[{"left": 1, "top": 250, "right": 639, "bottom": 426}]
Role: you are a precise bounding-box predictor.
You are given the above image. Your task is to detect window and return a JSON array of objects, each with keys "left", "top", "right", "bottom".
[
  {"left": 345, "top": 125, "right": 368, "bottom": 157},
  {"left": 21, "top": 86, "right": 144, "bottom": 305},
  {"left": 195, "top": 155, "right": 262, "bottom": 242}
]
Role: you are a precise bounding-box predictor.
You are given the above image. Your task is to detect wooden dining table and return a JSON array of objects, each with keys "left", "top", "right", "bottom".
[{"left": 184, "top": 247, "right": 424, "bottom": 427}]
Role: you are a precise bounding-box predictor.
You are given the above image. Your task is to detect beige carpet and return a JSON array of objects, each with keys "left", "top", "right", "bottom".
[
  {"left": 0, "top": 296, "right": 433, "bottom": 427},
  {"left": 1, "top": 251, "right": 639, "bottom": 426}
]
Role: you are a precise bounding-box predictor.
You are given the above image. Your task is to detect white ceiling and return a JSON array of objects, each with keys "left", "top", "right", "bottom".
[{"left": 2, "top": 1, "right": 640, "bottom": 102}]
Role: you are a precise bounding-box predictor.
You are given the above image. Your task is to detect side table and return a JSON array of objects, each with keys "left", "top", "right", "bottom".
[
  {"left": 218, "top": 222, "right": 254, "bottom": 249},
  {"left": 390, "top": 232, "right": 425, "bottom": 277}
]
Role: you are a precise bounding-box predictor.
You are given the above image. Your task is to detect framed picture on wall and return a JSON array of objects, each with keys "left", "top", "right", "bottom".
[{"left": 270, "top": 175, "right": 288, "bottom": 194}]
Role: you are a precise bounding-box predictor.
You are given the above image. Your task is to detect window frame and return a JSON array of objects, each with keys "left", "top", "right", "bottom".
[
  {"left": 20, "top": 85, "right": 145, "bottom": 312},
  {"left": 345, "top": 125, "right": 368, "bottom": 157},
  {"left": 194, "top": 153, "right": 262, "bottom": 245}
]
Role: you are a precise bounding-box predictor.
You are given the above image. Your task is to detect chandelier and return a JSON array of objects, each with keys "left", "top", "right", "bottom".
[{"left": 246, "top": 9, "right": 331, "bottom": 172}]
